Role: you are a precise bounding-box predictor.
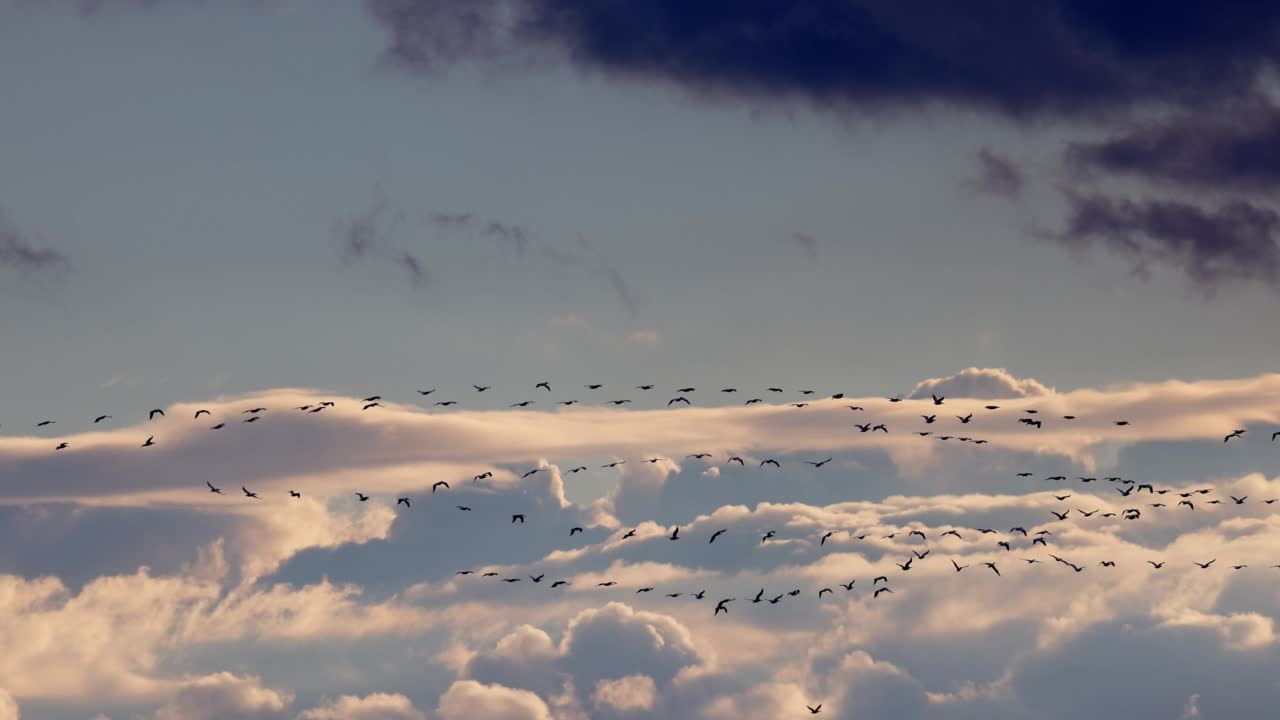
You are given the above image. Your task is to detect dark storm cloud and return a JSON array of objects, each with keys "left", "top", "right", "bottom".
[
  {"left": 1050, "top": 193, "right": 1280, "bottom": 293},
  {"left": 973, "top": 148, "right": 1024, "bottom": 199},
  {"left": 1067, "top": 106, "right": 1280, "bottom": 193},
  {"left": 364, "top": 0, "right": 1280, "bottom": 120},
  {"left": 0, "top": 208, "right": 71, "bottom": 275}
]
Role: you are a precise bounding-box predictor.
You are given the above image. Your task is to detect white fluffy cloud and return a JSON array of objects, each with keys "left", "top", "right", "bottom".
[
  {"left": 435, "top": 680, "right": 553, "bottom": 720},
  {"left": 152, "top": 673, "right": 291, "bottom": 720},
  {"left": 0, "top": 690, "right": 17, "bottom": 720},
  {"left": 295, "top": 693, "right": 425, "bottom": 720},
  {"left": 3, "top": 372, "right": 1280, "bottom": 719}
]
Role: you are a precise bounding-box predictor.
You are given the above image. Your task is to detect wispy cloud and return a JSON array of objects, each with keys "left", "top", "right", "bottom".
[
  {"left": 0, "top": 208, "right": 71, "bottom": 275},
  {"left": 973, "top": 147, "right": 1024, "bottom": 199},
  {"left": 335, "top": 185, "right": 429, "bottom": 290}
]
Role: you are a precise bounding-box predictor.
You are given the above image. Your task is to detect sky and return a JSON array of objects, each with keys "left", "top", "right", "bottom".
[{"left": 1, "top": 1, "right": 1280, "bottom": 718}]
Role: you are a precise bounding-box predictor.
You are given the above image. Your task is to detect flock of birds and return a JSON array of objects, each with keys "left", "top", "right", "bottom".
[{"left": 11, "top": 381, "right": 1280, "bottom": 715}]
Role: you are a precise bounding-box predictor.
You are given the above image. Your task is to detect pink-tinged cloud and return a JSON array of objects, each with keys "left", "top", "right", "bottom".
[
  {"left": 295, "top": 692, "right": 426, "bottom": 720},
  {"left": 435, "top": 680, "right": 553, "bottom": 720}
]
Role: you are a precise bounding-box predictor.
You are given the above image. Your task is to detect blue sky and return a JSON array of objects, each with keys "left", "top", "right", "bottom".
[{"left": 2, "top": 2, "right": 1280, "bottom": 719}]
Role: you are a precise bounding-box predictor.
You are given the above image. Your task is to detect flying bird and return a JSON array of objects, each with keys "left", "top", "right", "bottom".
[
  {"left": 397, "top": 497, "right": 411, "bottom": 508},
  {"left": 355, "top": 493, "right": 369, "bottom": 502},
  {"left": 148, "top": 409, "right": 164, "bottom": 420},
  {"left": 242, "top": 486, "right": 259, "bottom": 499},
  {"left": 432, "top": 481, "right": 449, "bottom": 493},
  {"left": 709, "top": 529, "right": 727, "bottom": 543},
  {"left": 207, "top": 482, "right": 223, "bottom": 494},
  {"left": 141, "top": 436, "right": 155, "bottom": 447}
]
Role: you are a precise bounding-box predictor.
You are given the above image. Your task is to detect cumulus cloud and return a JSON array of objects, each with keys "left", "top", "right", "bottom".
[
  {"left": 435, "top": 680, "right": 553, "bottom": 720},
  {"left": 592, "top": 674, "right": 656, "bottom": 712},
  {"left": 0, "top": 690, "right": 16, "bottom": 720},
  {"left": 152, "top": 673, "right": 292, "bottom": 720},
  {"left": 295, "top": 693, "right": 425, "bottom": 720},
  {"left": 908, "top": 367, "right": 1052, "bottom": 400}
]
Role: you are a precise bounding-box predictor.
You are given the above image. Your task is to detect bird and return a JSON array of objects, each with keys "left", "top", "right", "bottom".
[
  {"left": 570, "top": 527, "right": 583, "bottom": 536},
  {"left": 873, "top": 576, "right": 888, "bottom": 585},
  {"left": 473, "top": 385, "right": 491, "bottom": 392},
  {"left": 760, "top": 458, "right": 780, "bottom": 467},
  {"left": 522, "top": 468, "right": 542, "bottom": 478},
  {"left": 141, "top": 436, "right": 155, "bottom": 447},
  {"left": 752, "top": 589, "right": 766, "bottom": 604},
  {"left": 244, "top": 407, "right": 267, "bottom": 414},
  {"left": 622, "top": 529, "right": 637, "bottom": 539},
  {"left": 636, "top": 385, "right": 654, "bottom": 390},
  {"left": 709, "top": 529, "right": 727, "bottom": 543},
  {"left": 727, "top": 456, "right": 745, "bottom": 465},
  {"left": 1225, "top": 429, "right": 1247, "bottom": 442},
  {"left": 1017, "top": 472, "right": 1033, "bottom": 477},
  {"left": 931, "top": 394, "right": 944, "bottom": 405},
  {"left": 242, "top": 486, "right": 260, "bottom": 499},
  {"left": 1194, "top": 560, "right": 1216, "bottom": 569},
  {"left": 355, "top": 493, "right": 369, "bottom": 502},
  {"left": 586, "top": 384, "right": 603, "bottom": 390},
  {"left": 1231, "top": 496, "right": 1247, "bottom": 504},
  {"left": 668, "top": 396, "right": 690, "bottom": 406},
  {"left": 1114, "top": 420, "right": 1130, "bottom": 426},
  {"left": 502, "top": 578, "right": 521, "bottom": 583},
  {"left": 677, "top": 387, "right": 696, "bottom": 393},
  {"left": 362, "top": 402, "right": 381, "bottom": 410},
  {"left": 855, "top": 423, "right": 872, "bottom": 433},
  {"left": 807, "top": 704, "right": 822, "bottom": 714},
  {"left": 473, "top": 471, "right": 493, "bottom": 481},
  {"left": 93, "top": 415, "right": 111, "bottom": 424},
  {"left": 983, "top": 562, "right": 1001, "bottom": 576},
  {"left": 397, "top": 497, "right": 411, "bottom": 508},
  {"left": 957, "top": 413, "right": 973, "bottom": 424},
  {"left": 603, "top": 461, "right": 625, "bottom": 468},
  {"left": 912, "top": 549, "right": 930, "bottom": 560},
  {"left": 714, "top": 599, "right": 733, "bottom": 615},
  {"left": 1148, "top": 561, "right": 1165, "bottom": 569},
  {"left": 791, "top": 403, "right": 809, "bottom": 408},
  {"left": 510, "top": 401, "right": 533, "bottom": 407},
  {"left": 512, "top": 514, "right": 526, "bottom": 523},
  {"left": 820, "top": 531, "right": 835, "bottom": 546},
  {"left": 432, "top": 481, "right": 449, "bottom": 493},
  {"left": 289, "top": 490, "right": 300, "bottom": 498},
  {"left": 536, "top": 382, "right": 551, "bottom": 391},
  {"left": 607, "top": 399, "right": 631, "bottom": 405},
  {"left": 55, "top": 442, "right": 69, "bottom": 450},
  {"left": 434, "top": 401, "right": 457, "bottom": 407},
  {"left": 148, "top": 409, "right": 164, "bottom": 420},
  {"left": 873, "top": 424, "right": 888, "bottom": 432},
  {"left": 210, "top": 423, "right": 224, "bottom": 430},
  {"left": 984, "top": 405, "right": 1000, "bottom": 410},
  {"left": 597, "top": 581, "right": 617, "bottom": 587},
  {"left": 745, "top": 398, "right": 763, "bottom": 405},
  {"left": 942, "top": 530, "right": 962, "bottom": 539},
  {"left": 558, "top": 400, "right": 578, "bottom": 406},
  {"left": 1051, "top": 510, "right": 1070, "bottom": 520},
  {"left": 922, "top": 415, "right": 937, "bottom": 423},
  {"left": 206, "top": 482, "right": 223, "bottom": 494},
  {"left": 36, "top": 420, "right": 54, "bottom": 427},
  {"left": 456, "top": 570, "right": 474, "bottom": 576},
  {"left": 874, "top": 587, "right": 893, "bottom": 598},
  {"left": 243, "top": 416, "right": 260, "bottom": 423},
  {"left": 417, "top": 389, "right": 436, "bottom": 395},
  {"left": 721, "top": 387, "right": 737, "bottom": 393},
  {"left": 688, "top": 453, "right": 712, "bottom": 459},
  {"left": 669, "top": 527, "right": 680, "bottom": 540},
  {"left": 194, "top": 409, "right": 211, "bottom": 418},
  {"left": 530, "top": 574, "right": 544, "bottom": 583},
  {"left": 897, "top": 558, "right": 914, "bottom": 571},
  {"left": 841, "top": 580, "right": 857, "bottom": 590},
  {"left": 818, "top": 588, "right": 833, "bottom": 597},
  {"left": 761, "top": 530, "right": 776, "bottom": 543}
]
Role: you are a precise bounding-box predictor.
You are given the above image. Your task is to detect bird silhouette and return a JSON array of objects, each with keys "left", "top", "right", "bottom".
[
  {"left": 141, "top": 436, "right": 155, "bottom": 447},
  {"left": 355, "top": 493, "right": 369, "bottom": 502},
  {"left": 874, "top": 587, "right": 893, "bottom": 598},
  {"left": 148, "top": 409, "right": 164, "bottom": 420},
  {"left": 714, "top": 599, "right": 733, "bottom": 615},
  {"left": 512, "top": 514, "right": 525, "bottom": 523},
  {"left": 807, "top": 704, "right": 822, "bottom": 714},
  {"left": 397, "top": 497, "right": 411, "bottom": 508},
  {"left": 289, "top": 490, "right": 301, "bottom": 498},
  {"left": 242, "top": 486, "right": 259, "bottom": 499},
  {"left": 207, "top": 482, "right": 223, "bottom": 494},
  {"left": 709, "top": 529, "right": 727, "bottom": 543},
  {"left": 432, "top": 481, "right": 449, "bottom": 493}
]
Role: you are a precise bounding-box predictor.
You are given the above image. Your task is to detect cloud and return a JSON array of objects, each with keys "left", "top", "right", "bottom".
[
  {"left": 435, "top": 680, "right": 553, "bottom": 720},
  {"left": 628, "top": 330, "right": 658, "bottom": 346},
  {"left": 0, "top": 208, "right": 71, "bottom": 276},
  {"left": 1182, "top": 693, "right": 1201, "bottom": 718},
  {"left": 295, "top": 693, "right": 426, "bottom": 720},
  {"left": 1048, "top": 192, "right": 1280, "bottom": 294},
  {"left": 427, "top": 212, "right": 531, "bottom": 258},
  {"left": 780, "top": 232, "right": 818, "bottom": 261},
  {"left": 0, "top": 690, "right": 16, "bottom": 720},
  {"left": 365, "top": 2, "right": 1280, "bottom": 121},
  {"left": 335, "top": 186, "right": 428, "bottom": 290},
  {"left": 592, "top": 674, "right": 656, "bottom": 713},
  {"left": 973, "top": 148, "right": 1024, "bottom": 199},
  {"left": 908, "top": 368, "right": 1052, "bottom": 400},
  {"left": 1067, "top": 106, "right": 1280, "bottom": 193},
  {"left": 152, "top": 673, "right": 292, "bottom": 720}
]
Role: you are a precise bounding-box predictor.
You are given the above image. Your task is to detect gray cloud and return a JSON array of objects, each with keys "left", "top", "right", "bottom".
[
  {"left": 1066, "top": 106, "right": 1280, "bottom": 193},
  {"left": 336, "top": 187, "right": 429, "bottom": 289},
  {"left": 1048, "top": 192, "right": 1280, "bottom": 295},
  {"left": 780, "top": 231, "right": 819, "bottom": 261},
  {"left": 0, "top": 208, "right": 71, "bottom": 275},
  {"left": 973, "top": 148, "right": 1024, "bottom": 199}
]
